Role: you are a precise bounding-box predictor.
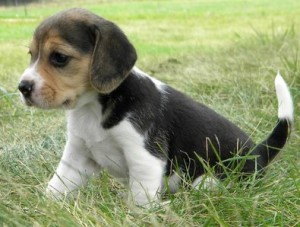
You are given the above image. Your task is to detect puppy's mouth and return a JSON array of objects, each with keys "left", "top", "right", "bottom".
[
  {"left": 21, "top": 94, "right": 74, "bottom": 109},
  {"left": 62, "top": 98, "right": 72, "bottom": 107},
  {"left": 20, "top": 95, "right": 34, "bottom": 107},
  {"left": 25, "top": 99, "right": 34, "bottom": 106},
  {"left": 61, "top": 97, "right": 80, "bottom": 109}
]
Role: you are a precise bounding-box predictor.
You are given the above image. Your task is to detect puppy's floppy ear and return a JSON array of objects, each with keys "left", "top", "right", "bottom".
[{"left": 90, "top": 19, "right": 137, "bottom": 94}]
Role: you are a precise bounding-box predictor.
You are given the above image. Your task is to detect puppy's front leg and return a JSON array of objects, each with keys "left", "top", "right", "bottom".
[
  {"left": 46, "top": 136, "right": 100, "bottom": 199},
  {"left": 124, "top": 146, "right": 165, "bottom": 207}
]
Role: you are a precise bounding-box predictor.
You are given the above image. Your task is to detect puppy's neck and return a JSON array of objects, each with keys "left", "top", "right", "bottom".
[{"left": 70, "top": 91, "right": 99, "bottom": 111}]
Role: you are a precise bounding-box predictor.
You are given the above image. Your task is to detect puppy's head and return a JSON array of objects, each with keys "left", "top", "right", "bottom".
[{"left": 18, "top": 8, "right": 137, "bottom": 109}]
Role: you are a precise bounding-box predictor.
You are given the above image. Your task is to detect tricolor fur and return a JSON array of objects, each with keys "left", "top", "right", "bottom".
[{"left": 18, "top": 8, "right": 293, "bottom": 206}]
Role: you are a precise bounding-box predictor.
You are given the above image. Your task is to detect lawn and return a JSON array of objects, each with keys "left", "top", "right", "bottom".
[{"left": 0, "top": 0, "right": 299, "bottom": 226}]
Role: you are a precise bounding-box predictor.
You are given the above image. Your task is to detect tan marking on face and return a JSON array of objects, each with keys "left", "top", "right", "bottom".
[{"left": 28, "top": 29, "right": 93, "bottom": 109}]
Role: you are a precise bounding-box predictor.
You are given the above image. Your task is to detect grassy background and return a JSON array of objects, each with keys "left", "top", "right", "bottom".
[{"left": 0, "top": 0, "right": 299, "bottom": 226}]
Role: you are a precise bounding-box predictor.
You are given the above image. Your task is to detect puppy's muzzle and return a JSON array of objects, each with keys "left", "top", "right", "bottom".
[{"left": 18, "top": 80, "right": 34, "bottom": 98}]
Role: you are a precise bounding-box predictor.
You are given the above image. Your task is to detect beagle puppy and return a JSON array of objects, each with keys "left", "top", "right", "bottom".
[{"left": 18, "top": 8, "right": 293, "bottom": 206}]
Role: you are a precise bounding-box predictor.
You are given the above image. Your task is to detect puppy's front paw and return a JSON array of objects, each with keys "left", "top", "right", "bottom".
[
  {"left": 127, "top": 190, "right": 160, "bottom": 209},
  {"left": 45, "top": 184, "right": 66, "bottom": 200}
]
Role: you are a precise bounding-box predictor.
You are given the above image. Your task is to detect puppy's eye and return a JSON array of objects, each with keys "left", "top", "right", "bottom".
[{"left": 50, "top": 52, "right": 69, "bottom": 67}]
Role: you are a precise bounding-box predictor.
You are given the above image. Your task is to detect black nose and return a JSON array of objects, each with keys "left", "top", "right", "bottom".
[{"left": 18, "top": 80, "right": 34, "bottom": 98}]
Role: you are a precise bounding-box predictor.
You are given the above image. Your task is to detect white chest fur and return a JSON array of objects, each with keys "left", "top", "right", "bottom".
[
  {"left": 67, "top": 93, "right": 129, "bottom": 179},
  {"left": 48, "top": 90, "right": 167, "bottom": 206}
]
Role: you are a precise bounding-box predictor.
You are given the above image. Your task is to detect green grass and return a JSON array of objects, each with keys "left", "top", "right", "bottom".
[{"left": 0, "top": 0, "right": 299, "bottom": 226}]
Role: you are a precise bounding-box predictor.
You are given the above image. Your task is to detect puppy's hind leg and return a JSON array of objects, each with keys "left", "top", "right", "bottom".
[{"left": 124, "top": 146, "right": 166, "bottom": 207}]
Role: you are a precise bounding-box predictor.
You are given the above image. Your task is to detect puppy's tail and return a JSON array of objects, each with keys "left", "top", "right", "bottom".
[{"left": 243, "top": 72, "right": 293, "bottom": 172}]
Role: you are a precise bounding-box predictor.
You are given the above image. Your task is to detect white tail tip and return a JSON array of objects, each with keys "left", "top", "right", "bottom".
[{"left": 275, "top": 72, "right": 294, "bottom": 123}]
